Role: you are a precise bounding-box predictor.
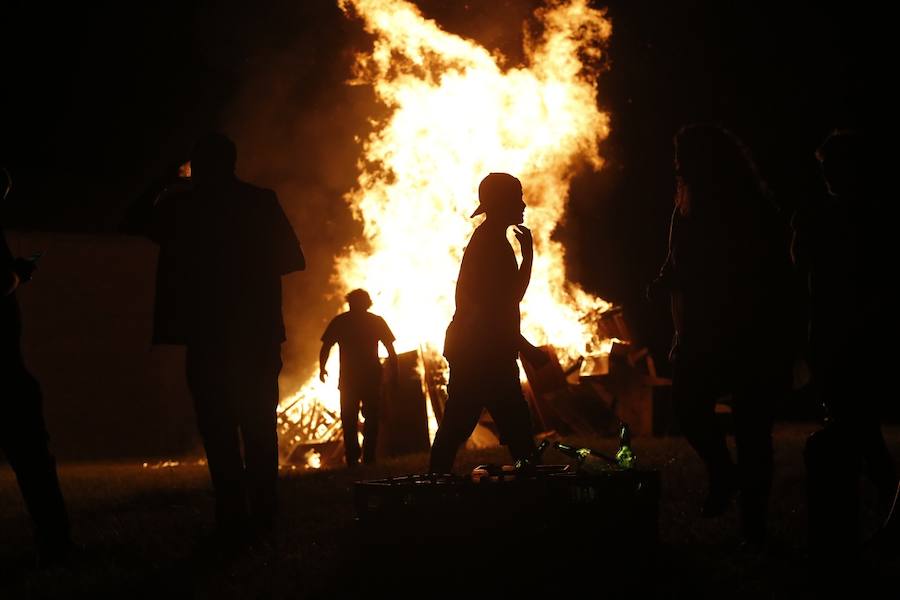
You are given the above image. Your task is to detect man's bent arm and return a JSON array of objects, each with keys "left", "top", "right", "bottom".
[
  {"left": 514, "top": 226, "right": 534, "bottom": 301},
  {"left": 384, "top": 340, "right": 399, "bottom": 381},
  {"left": 319, "top": 342, "right": 334, "bottom": 382}
]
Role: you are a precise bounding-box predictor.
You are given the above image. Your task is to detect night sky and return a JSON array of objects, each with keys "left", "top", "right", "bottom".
[{"left": 1, "top": 0, "right": 886, "bottom": 371}]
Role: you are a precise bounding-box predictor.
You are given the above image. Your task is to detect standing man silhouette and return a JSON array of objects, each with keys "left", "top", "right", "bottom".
[
  {"left": 796, "top": 130, "right": 897, "bottom": 564},
  {"left": 319, "top": 289, "right": 398, "bottom": 467},
  {"left": 135, "top": 133, "right": 305, "bottom": 547},
  {"left": 1, "top": 169, "right": 71, "bottom": 567},
  {"left": 429, "top": 172, "right": 543, "bottom": 474}
]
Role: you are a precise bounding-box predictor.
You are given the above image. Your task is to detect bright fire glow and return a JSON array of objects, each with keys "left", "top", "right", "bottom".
[{"left": 278, "top": 0, "right": 613, "bottom": 460}]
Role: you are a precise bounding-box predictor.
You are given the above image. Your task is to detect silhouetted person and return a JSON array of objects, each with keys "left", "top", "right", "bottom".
[
  {"left": 651, "top": 124, "right": 793, "bottom": 545},
  {"left": 319, "top": 289, "right": 398, "bottom": 467},
  {"left": 1, "top": 170, "right": 72, "bottom": 566},
  {"left": 128, "top": 133, "right": 305, "bottom": 546},
  {"left": 794, "top": 130, "right": 897, "bottom": 564},
  {"left": 429, "top": 173, "right": 543, "bottom": 474}
]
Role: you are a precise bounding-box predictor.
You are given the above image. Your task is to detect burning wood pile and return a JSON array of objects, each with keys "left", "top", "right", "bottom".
[
  {"left": 520, "top": 306, "right": 671, "bottom": 439},
  {"left": 277, "top": 304, "right": 670, "bottom": 468}
]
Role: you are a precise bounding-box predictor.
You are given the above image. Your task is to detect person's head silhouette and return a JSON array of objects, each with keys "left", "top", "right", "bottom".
[
  {"left": 346, "top": 289, "right": 373, "bottom": 312},
  {"left": 190, "top": 132, "right": 237, "bottom": 186},
  {"left": 471, "top": 173, "right": 525, "bottom": 226},
  {"left": 816, "top": 130, "right": 871, "bottom": 198},
  {"left": 673, "top": 123, "right": 766, "bottom": 218}
]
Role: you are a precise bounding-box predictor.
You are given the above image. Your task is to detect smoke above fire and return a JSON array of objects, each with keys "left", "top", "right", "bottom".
[{"left": 278, "top": 0, "right": 613, "bottom": 454}]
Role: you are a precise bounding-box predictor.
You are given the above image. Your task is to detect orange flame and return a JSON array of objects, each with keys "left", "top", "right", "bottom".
[{"left": 278, "top": 0, "right": 613, "bottom": 458}]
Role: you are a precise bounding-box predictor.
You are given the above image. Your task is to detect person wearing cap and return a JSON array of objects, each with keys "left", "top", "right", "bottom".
[
  {"left": 319, "top": 288, "right": 399, "bottom": 467},
  {"left": 429, "top": 172, "right": 543, "bottom": 473},
  {"left": 128, "top": 133, "right": 306, "bottom": 548}
]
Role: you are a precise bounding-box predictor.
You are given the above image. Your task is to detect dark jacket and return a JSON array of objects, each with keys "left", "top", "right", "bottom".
[{"left": 132, "top": 177, "right": 305, "bottom": 346}]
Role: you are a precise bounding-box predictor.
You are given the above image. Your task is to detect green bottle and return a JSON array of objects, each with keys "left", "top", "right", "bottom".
[
  {"left": 554, "top": 441, "right": 592, "bottom": 464},
  {"left": 615, "top": 423, "right": 636, "bottom": 469}
]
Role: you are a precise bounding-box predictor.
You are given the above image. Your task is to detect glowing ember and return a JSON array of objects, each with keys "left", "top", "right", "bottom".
[
  {"left": 279, "top": 0, "right": 613, "bottom": 459},
  {"left": 141, "top": 459, "right": 207, "bottom": 469},
  {"left": 304, "top": 449, "right": 323, "bottom": 470}
]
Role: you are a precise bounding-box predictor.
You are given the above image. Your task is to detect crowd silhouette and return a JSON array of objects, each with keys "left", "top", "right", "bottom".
[{"left": 1, "top": 129, "right": 896, "bottom": 583}]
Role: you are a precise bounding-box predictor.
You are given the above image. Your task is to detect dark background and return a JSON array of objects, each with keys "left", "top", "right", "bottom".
[{"left": 1, "top": 0, "right": 887, "bottom": 392}]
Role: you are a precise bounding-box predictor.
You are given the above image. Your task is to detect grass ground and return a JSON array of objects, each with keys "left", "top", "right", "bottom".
[{"left": 1, "top": 423, "right": 898, "bottom": 599}]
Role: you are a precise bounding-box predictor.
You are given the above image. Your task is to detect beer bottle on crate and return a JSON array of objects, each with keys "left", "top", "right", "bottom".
[
  {"left": 554, "top": 442, "right": 616, "bottom": 474},
  {"left": 615, "top": 423, "right": 636, "bottom": 470},
  {"left": 554, "top": 441, "right": 591, "bottom": 464}
]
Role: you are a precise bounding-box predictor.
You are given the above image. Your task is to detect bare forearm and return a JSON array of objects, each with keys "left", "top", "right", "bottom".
[
  {"left": 319, "top": 345, "right": 331, "bottom": 372},
  {"left": 386, "top": 343, "right": 399, "bottom": 372}
]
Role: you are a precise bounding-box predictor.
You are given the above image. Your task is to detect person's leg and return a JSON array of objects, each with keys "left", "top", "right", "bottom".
[
  {"left": 484, "top": 363, "right": 536, "bottom": 464},
  {"left": 0, "top": 366, "right": 71, "bottom": 563},
  {"left": 804, "top": 345, "right": 864, "bottom": 576},
  {"left": 853, "top": 375, "right": 898, "bottom": 505},
  {"left": 429, "top": 366, "right": 484, "bottom": 474},
  {"left": 859, "top": 419, "right": 898, "bottom": 503},
  {"left": 185, "top": 345, "right": 248, "bottom": 536},
  {"left": 361, "top": 383, "right": 381, "bottom": 465},
  {"left": 340, "top": 386, "right": 362, "bottom": 467},
  {"left": 235, "top": 345, "right": 282, "bottom": 536},
  {"left": 672, "top": 361, "right": 735, "bottom": 516},
  {"left": 806, "top": 425, "right": 860, "bottom": 559},
  {"left": 854, "top": 340, "right": 898, "bottom": 505},
  {"left": 731, "top": 370, "right": 782, "bottom": 543}
]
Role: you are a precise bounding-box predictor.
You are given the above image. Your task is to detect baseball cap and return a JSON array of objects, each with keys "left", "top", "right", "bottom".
[{"left": 471, "top": 172, "right": 523, "bottom": 218}]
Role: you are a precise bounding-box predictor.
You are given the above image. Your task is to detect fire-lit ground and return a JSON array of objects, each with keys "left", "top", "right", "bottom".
[{"left": 1, "top": 424, "right": 898, "bottom": 598}]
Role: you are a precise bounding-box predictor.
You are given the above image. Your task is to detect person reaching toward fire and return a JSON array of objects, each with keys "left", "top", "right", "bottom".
[
  {"left": 319, "top": 289, "right": 398, "bottom": 467},
  {"left": 127, "top": 133, "right": 305, "bottom": 550},
  {"left": 429, "top": 172, "right": 547, "bottom": 474}
]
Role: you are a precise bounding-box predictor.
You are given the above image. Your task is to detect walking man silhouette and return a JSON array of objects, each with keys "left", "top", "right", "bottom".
[{"left": 429, "top": 172, "right": 543, "bottom": 474}]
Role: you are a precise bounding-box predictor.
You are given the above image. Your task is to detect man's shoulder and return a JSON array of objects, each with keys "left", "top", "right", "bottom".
[
  {"left": 463, "top": 226, "right": 514, "bottom": 270},
  {"left": 365, "top": 312, "right": 388, "bottom": 326},
  {"left": 322, "top": 312, "right": 348, "bottom": 339},
  {"left": 157, "top": 188, "right": 193, "bottom": 209},
  {"left": 234, "top": 180, "right": 277, "bottom": 203},
  {"left": 465, "top": 224, "right": 508, "bottom": 252},
  {"left": 327, "top": 311, "right": 353, "bottom": 330}
]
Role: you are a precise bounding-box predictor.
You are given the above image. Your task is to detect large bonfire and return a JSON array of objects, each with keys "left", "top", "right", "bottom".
[{"left": 278, "top": 0, "right": 614, "bottom": 462}]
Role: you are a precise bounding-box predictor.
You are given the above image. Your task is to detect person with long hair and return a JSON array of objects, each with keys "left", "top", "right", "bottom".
[{"left": 653, "top": 124, "right": 793, "bottom": 545}]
